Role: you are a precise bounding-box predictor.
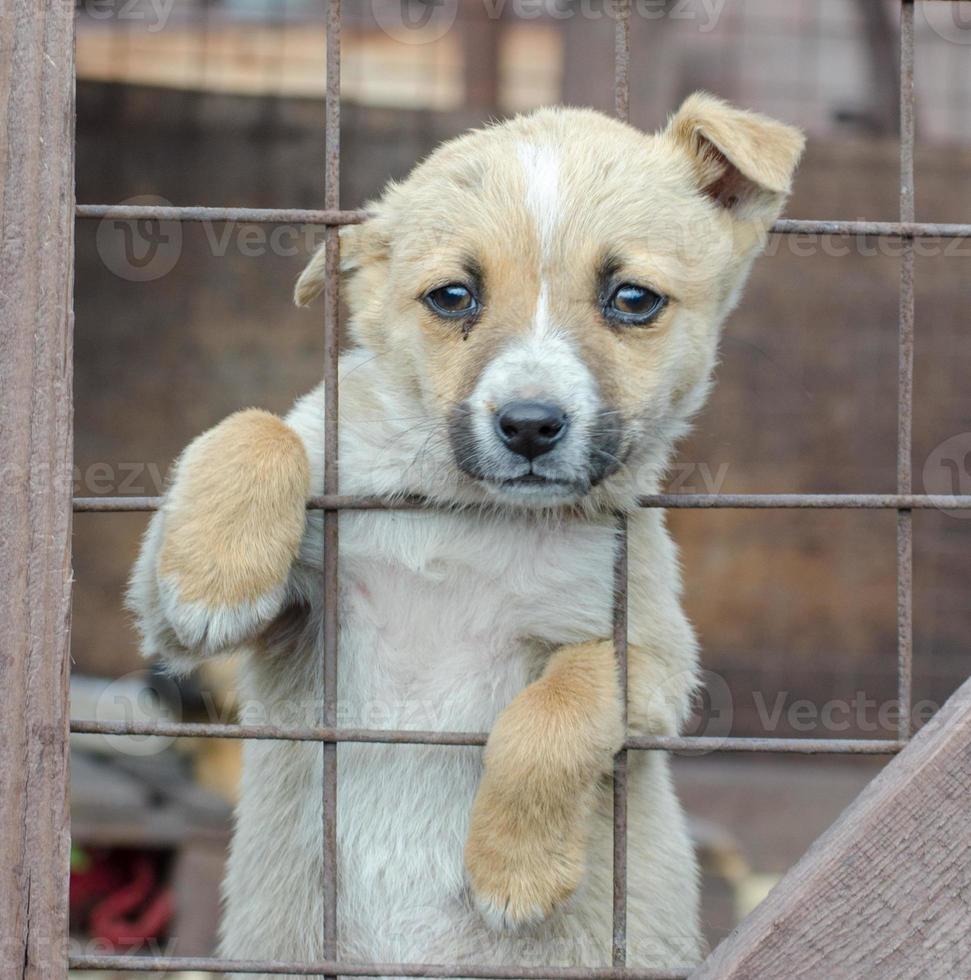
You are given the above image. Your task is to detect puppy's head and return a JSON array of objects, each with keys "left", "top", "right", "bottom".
[{"left": 297, "top": 94, "right": 803, "bottom": 510}]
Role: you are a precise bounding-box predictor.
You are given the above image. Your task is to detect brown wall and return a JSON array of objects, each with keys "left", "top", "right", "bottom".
[{"left": 74, "top": 82, "right": 971, "bottom": 737}]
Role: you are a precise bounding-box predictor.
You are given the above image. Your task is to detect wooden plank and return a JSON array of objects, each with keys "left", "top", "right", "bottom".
[
  {"left": 0, "top": 2, "right": 76, "bottom": 977},
  {"left": 690, "top": 675, "right": 971, "bottom": 980}
]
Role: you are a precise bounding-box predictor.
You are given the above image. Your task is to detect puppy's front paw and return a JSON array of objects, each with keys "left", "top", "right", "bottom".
[
  {"left": 156, "top": 409, "right": 310, "bottom": 652},
  {"left": 465, "top": 818, "right": 586, "bottom": 931},
  {"left": 157, "top": 574, "right": 290, "bottom": 653}
]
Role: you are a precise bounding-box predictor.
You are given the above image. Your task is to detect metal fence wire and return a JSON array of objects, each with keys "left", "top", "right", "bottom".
[{"left": 66, "top": 1, "right": 966, "bottom": 977}]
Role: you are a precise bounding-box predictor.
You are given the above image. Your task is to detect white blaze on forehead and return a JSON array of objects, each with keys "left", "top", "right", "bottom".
[
  {"left": 533, "top": 281, "right": 552, "bottom": 339},
  {"left": 516, "top": 142, "right": 560, "bottom": 263},
  {"left": 497, "top": 143, "right": 590, "bottom": 406},
  {"left": 518, "top": 142, "right": 561, "bottom": 340}
]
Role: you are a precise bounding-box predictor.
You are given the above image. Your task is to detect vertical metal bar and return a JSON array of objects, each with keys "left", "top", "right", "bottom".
[
  {"left": 0, "top": 2, "right": 76, "bottom": 977},
  {"left": 897, "top": 0, "right": 915, "bottom": 741},
  {"left": 612, "top": 5, "right": 632, "bottom": 966},
  {"left": 322, "top": 0, "right": 342, "bottom": 969},
  {"left": 611, "top": 516, "right": 630, "bottom": 967},
  {"left": 614, "top": 0, "right": 631, "bottom": 124}
]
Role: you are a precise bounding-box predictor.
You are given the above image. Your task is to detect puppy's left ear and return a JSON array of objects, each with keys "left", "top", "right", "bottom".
[
  {"left": 294, "top": 214, "right": 390, "bottom": 307},
  {"left": 666, "top": 92, "right": 805, "bottom": 226}
]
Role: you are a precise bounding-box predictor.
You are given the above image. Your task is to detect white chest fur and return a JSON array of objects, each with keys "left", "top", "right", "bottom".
[{"left": 337, "top": 509, "right": 617, "bottom": 731}]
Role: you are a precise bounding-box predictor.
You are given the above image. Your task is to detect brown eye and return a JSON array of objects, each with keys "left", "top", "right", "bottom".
[
  {"left": 424, "top": 283, "right": 478, "bottom": 319},
  {"left": 606, "top": 283, "right": 666, "bottom": 325}
]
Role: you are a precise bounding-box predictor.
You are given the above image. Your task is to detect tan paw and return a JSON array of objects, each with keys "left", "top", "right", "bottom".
[
  {"left": 465, "top": 820, "right": 586, "bottom": 931},
  {"left": 157, "top": 409, "right": 310, "bottom": 650}
]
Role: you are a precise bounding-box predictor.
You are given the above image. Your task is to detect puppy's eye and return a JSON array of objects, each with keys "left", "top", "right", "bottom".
[
  {"left": 606, "top": 283, "right": 666, "bottom": 325},
  {"left": 423, "top": 283, "right": 478, "bottom": 319}
]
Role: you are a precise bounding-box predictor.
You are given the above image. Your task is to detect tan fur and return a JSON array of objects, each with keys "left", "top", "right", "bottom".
[
  {"left": 667, "top": 92, "right": 805, "bottom": 198},
  {"left": 297, "top": 100, "right": 804, "bottom": 483},
  {"left": 464, "top": 640, "right": 624, "bottom": 923},
  {"left": 159, "top": 409, "right": 310, "bottom": 607}
]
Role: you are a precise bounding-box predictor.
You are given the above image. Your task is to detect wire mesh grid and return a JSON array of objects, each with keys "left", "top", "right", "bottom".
[{"left": 66, "top": 1, "right": 956, "bottom": 976}]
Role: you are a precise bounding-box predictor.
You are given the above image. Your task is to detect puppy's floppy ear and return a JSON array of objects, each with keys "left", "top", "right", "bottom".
[
  {"left": 666, "top": 92, "right": 804, "bottom": 224},
  {"left": 293, "top": 214, "right": 390, "bottom": 307}
]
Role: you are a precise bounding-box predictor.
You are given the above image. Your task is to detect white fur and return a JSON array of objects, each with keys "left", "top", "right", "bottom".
[
  {"left": 158, "top": 576, "right": 287, "bottom": 653},
  {"left": 516, "top": 142, "right": 560, "bottom": 263}
]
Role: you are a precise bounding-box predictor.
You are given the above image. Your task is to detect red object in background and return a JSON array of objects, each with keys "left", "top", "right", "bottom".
[{"left": 71, "top": 849, "right": 174, "bottom": 947}]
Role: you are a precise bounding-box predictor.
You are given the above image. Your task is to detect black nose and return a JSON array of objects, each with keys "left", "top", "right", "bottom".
[{"left": 494, "top": 400, "right": 569, "bottom": 461}]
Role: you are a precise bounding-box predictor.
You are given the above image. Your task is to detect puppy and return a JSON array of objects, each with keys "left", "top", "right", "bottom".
[{"left": 128, "top": 94, "right": 803, "bottom": 977}]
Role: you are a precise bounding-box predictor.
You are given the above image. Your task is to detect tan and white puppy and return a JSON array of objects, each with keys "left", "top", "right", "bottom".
[{"left": 129, "top": 94, "right": 803, "bottom": 977}]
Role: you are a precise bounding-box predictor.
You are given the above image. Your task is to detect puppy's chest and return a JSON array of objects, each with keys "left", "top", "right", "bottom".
[{"left": 335, "top": 512, "right": 616, "bottom": 728}]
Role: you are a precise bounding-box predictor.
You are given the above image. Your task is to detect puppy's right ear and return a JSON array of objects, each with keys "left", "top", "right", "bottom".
[{"left": 294, "top": 214, "right": 390, "bottom": 307}]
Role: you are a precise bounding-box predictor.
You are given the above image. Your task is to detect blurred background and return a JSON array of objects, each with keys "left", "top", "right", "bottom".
[{"left": 70, "top": 0, "right": 971, "bottom": 973}]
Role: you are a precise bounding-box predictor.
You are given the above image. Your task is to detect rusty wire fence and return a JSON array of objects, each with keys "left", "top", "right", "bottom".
[{"left": 60, "top": 0, "right": 971, "bottom": 977}]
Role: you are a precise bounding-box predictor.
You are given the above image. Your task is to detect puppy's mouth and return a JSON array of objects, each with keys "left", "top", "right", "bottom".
[
  {"left": 482, "top": 472, "right": 582, "bottom": 504},
  {"left": 492, "top": 473, "right": 578, "bottom": 497},
  {"left": 500, "top": 473, "right": 570, "bottom": 487}
]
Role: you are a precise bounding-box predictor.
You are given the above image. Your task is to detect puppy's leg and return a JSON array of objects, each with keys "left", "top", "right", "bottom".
[
  {"left": 128, "top": 409, "right": 310, "bottom": 669},
  {"left": 464, "top": 639, "right": 624, "bottom": 929}
]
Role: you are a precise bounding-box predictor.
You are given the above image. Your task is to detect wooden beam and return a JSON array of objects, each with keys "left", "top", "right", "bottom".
[
  {"left": 690, "top": 674, "right": 971, "bottom": 980},
  {"left": 0, "top": 2, "right": 76, "bottom": 978}
]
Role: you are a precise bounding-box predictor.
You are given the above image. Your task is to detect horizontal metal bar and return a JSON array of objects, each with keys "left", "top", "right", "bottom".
[
  {"left": 73, "top": 205, "right": 971, "bottom": 239},
  {"left": 65, "top": 953, "right": 685, "bottom": 978},
  {"left": 72, "top": 493, "right": 971, "bottom": 513},
  {"left": 71, "top": 718, "right": 488, "bottom": 744},
  {"left": 772, "top": 218, "right": 971, "bottom": 238},
  {"left": 70, "top": 719, "right": 902, "bottom": 754},
  {"left": 640, "top": 493, "right": 971, "bottom": 509},
  {"left": 74, "top": 204, "right": 368, "bottom": 225},
  {"left": 633, "top": 736, "right": 903, "bottom": 754}
]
